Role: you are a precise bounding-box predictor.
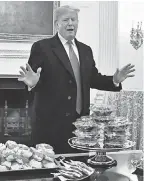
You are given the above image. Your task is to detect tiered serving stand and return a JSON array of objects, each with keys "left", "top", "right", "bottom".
[{"left": 68, "top": 105, "right": 135, "bottom": 167}]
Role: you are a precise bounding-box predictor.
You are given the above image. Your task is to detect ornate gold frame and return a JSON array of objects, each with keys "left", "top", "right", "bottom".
[{"left": 0, "top": 1, "right": 60, "bottom": 43}]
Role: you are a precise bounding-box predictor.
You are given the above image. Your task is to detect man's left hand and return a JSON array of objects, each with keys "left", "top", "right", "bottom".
[{"left": 113, "top": 64, "right": 135, "bottom": 84}]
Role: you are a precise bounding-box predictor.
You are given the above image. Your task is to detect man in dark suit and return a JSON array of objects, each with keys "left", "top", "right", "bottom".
[{"left": 18, "top": 6, "right": 135, "bottom": 153}]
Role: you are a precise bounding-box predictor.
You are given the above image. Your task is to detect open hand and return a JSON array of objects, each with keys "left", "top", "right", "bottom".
[
  {"left": 113, "top": 64, "right": 135, "bottom": 84},
  {"left": 18, "top": 63, "right": 41, "bottom": 88}
]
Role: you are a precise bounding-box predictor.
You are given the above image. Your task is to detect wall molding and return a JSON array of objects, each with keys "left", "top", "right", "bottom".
[
  {"left": 0, "top": 34, "right": 53, "bottom": 43},
  {"left": 0, "top": 49, "right": 29, "bottom": 59}
]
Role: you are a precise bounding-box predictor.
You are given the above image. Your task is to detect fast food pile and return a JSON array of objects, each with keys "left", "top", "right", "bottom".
[
  {"left": 72, "top": 116, "right": 101, "bottom": 147},
  {"left": 91, "top": 105, "right": 113, "bottom": 117},
  {"left": 72, "top": 105, "right": 114, "bottom": 148},
  {"left": 104, "top": 117, "right": 132, "bottom": 148},
  {"left": 0, "top": 140, "right": 56, "bottom": 171},
  {"left": 52, "top": 158, "right": 94, "bottom": 180},
  {"left": 72, "top": 104, "right": 132, "bottom": 149}
]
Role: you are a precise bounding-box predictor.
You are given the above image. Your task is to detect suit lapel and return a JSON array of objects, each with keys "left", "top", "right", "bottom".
[
  {"left": 50, "top": 34, "right": 89, "bottom": 88},
  {"left": 51, "top": 34, "right": 75, "bottom": 79}
]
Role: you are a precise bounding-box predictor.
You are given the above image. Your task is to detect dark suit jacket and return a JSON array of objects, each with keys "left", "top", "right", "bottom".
[{"left": 28, "top": 33, "right": 122, "bottom": 153}]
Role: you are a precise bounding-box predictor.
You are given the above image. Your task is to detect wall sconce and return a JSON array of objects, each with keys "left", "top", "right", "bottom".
[{"left": 130, "top": 22, "right": 143, "bottom": 50}]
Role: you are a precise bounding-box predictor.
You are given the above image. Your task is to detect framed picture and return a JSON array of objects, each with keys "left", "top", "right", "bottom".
[
  {"left": 0, "top": 1, "right": 60, "bottom": 42},
  {"left": 0, "top": 1, "right": 60, "bottom": 77}
]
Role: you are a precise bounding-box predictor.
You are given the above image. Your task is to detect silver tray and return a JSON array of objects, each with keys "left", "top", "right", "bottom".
[
  {"left": 68, "top": 137, "right": 135, "bottom": 152},
  {"left": 0, "top": 165, "right": 58, "bottom": 172},
  {"left": 0, "top": 166, "right": 59, "bottom": 179},
  {"left": 0, "top": 166, "right": 93, "bottom": 180}
]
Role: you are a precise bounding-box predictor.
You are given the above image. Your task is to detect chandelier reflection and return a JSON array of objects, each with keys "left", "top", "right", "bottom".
[{"left": 130, "top": 22, "right": 143, "bottom": 50}]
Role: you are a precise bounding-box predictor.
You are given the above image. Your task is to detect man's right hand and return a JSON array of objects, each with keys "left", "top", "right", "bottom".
[{"left": 18, "top": 63, "right": 42, "bottom": 88}]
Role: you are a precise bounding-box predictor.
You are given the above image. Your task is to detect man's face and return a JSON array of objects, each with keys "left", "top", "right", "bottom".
[{"left": 56, "top": 10, "right": 78, "bottom": 40}]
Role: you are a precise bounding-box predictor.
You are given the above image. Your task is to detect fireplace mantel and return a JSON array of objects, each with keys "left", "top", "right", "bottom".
[
  {"left": 0, "top": 77, "right": 33, "bottom": 108},
  {"left": 0, "top": 76, "right": 25, "bottom": 89}
]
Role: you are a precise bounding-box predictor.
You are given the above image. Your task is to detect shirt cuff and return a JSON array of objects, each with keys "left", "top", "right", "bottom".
[
  {"left": 28, "top": 84, "right": 36, "bottom": 91},
  {"left": 113, "top": 80, "right": 119, "bottom": 87},
  {"left": 113, "top": 77, "right": 120, "bottom": 87}
]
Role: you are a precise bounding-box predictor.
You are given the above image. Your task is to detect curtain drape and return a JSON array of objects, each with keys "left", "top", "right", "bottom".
[{"left": 94, "top": 90, "right": 143, "bottom": 150}]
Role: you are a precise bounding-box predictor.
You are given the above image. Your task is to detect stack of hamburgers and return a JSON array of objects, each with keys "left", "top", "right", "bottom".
[{"left": 104, "top": 117, "right": 132, "bottom": 148}]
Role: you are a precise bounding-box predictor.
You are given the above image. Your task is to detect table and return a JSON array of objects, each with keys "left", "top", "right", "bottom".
[{"left": 0, "top": 150, "right": 143, "bottom": 181}]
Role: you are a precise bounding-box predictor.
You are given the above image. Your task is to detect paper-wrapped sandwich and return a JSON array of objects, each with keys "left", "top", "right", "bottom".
[{"left": 0, "top": 140, "right": 56, "bottom": 171}]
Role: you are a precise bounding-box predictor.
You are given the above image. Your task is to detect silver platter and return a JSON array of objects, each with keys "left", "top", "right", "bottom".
[{"left": 68, "top": 137, "right": 135, "bottom": 152}]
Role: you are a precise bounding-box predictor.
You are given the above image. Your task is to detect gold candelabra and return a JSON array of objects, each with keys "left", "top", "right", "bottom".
[{"left": 130, "top": 21, "right": 143, "bottom": 50}]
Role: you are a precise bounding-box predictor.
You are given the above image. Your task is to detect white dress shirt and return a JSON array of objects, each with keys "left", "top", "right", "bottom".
[{"left": 58, "top": 33, "right": 80, "bottom": 63}]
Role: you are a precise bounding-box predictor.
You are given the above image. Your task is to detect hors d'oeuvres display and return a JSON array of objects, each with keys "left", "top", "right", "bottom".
[
  {"left": 71, "top": 105, "right": 132, "bottom": 150},
  {"left": 53, "top": 158, "right": 94, "bottom": 180},
  {"left": 0, "top": 140, "right": 56, "bottom": 171}
]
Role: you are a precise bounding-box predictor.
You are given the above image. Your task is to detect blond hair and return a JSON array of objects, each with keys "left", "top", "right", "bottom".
[{"left": 54, "top": 5, "right": 80, "bottom": 22}]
